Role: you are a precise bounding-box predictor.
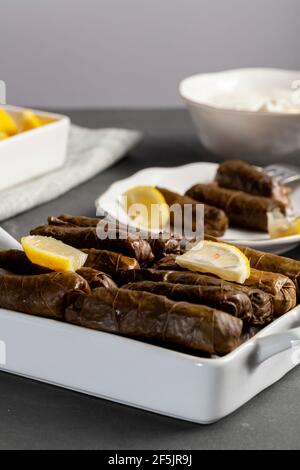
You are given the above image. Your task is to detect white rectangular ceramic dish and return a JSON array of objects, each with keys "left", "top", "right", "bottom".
[
  {"left": 0, "top": 105, "right": 70, "bottom": 191},
  {"left": 0, "top": 296, "right": 300, "bottom": 424},
  {"left": 0, "top": 228, "right": 299, "bottom": 423}
]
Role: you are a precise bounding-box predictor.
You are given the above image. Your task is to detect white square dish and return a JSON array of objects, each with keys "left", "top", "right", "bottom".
[{"left": 0, "top": 105, "right": 70, "bottom": 191}]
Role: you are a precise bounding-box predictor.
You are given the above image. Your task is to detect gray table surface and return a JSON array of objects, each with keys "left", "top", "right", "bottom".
[{"left": 1, "top": 109, "right": 300, "bottom": 450}]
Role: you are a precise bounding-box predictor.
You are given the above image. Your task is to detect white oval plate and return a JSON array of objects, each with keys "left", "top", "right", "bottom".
[{"left": 95, "top": 162, "right": 300, "bottom": 255}]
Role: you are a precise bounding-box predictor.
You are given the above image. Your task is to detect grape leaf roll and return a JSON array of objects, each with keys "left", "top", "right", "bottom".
[
  {"left": 48, "top": 214, "right": 182, "bottom": 259},
  {"left": 51, "top": 213, "right": 99, "bottom": 227},
  {"left": 216, "top": 160, "right": 290, "bottom": 206},
  {"left": 157, "top": 187, "right": 228, "bottom": 237},
  {"left": 0, "top": 249, "right": 137, "bottom": 287},
  {"left": 81, "top": 248, "right": 140, "bottom": 276},
  {"left": 185, "top": 183, "right": 285, "bottom": 231},
  {"left": 76, "top": 267, "right": 117, "bottom": 289},
  {"left": 121, "top": 269, "right": 273, "bottom": 325},
  {"left": 122, "top": 281, "right": 252, "bottom": 321},
  {"left": 243, "top": 268, "right": 296, "bottom": 316},
  {"left": 0, "top": 249, "right": 50, "bottom": 275},
  {"left": 64, "top": 287, "right": 243, "bottom": 355},
  {"left": 30, "top": 224, "right": 154, "bottom": 265},
  {"left": 238, "top": 246, "right": 300, "bottom": 299},
  {"left": 154, "top": 254, "right": 296, "bottom": 316},
  {"left": 0, "top": 271, "right": 90, "bottom": 318}
]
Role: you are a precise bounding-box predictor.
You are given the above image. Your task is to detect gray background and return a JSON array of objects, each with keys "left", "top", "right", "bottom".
[{"left": 1, "top": 0, "right": 300, "bottom": 108}]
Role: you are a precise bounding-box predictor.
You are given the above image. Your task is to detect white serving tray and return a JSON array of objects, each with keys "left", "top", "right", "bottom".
[{"left": 0, "top": 228, "right": 300, "bottom": 423}]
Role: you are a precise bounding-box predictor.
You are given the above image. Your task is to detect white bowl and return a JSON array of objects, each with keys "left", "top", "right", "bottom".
[
  {"left": 179, "top": 68, "right": 300, "bottom": 160},
  {"left": 0, "top": 105, "right": 70, "bottom": 191}
]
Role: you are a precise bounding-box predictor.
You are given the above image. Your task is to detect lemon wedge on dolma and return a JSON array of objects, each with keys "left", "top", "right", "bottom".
[
  {"left": 0, "top": 108, "right": 19, "bottom": 136},
  {"left": 176, "top": 240, "right": 250, "bottom": 284},
  {"left": 21, "top": 235, "right": 88, "bottom": 272},
  {"left": 123, "top": 186, "right": 169, "bottom": 231},
  {"left": 22, "top": 110, "right": 42, "bottom": 132}
]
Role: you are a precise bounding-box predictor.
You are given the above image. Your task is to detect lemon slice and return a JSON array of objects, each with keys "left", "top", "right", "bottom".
[
  {"left": 176, "top": 240, "right": 250, "bottom": 284},
  {"left": 295, "top": 218, "right": 300, "bottom": 233},
  {"left": 0, "top": 132, "right": 8, "bottom": 141},
  {"left": 267, "top": 211, "right": 300, "bottom": 238},
  {"left": 0, "top": 108, "right": 19, "bottom": 136},
  {"left": 21, "top": 235, "right": 88, "bottom": 272},
  {"left": 123, "top": 186, "right": 169, "bottom": 231},
  {"left": 22, "top": 110, "right": 42, "bottom": 131}
]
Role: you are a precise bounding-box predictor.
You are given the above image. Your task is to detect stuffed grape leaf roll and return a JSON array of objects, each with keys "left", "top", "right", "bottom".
[
  {"left": 157, "top": 187, "right": 228, "bottom": 237},
  {"left": 51, "top": 213, "right": 99, "bottom": 227},
  {"left": 185, "top": 183, "right": 285, "bottom": 231},
  {"left": 154, "top": 254, "right": 184, "bottom": 271},
  {"left": 121, "top": 269, "right": 273, "bottom": 325},
  {"left": 238, "top": 246, "right": 300, "bottom": 299},
  {"left": 30, "top": 224, "right": 154, "bottom": 265},
  {"left": 154, "top": 254, "right": 296, "bottom": 316},
  {"left": 0, "top": 249, "right": 50, "bottom": 275},
  {"left": 76, "top": 267, "right": 117, "bottom": 289},
  {"left": 0, "top": 249, "right": 132, "bottom": 288},
  {"left": 81, "top": 248, "right": 140, "bottom": 276},
  {"left": 48, "top": 214, "right": 182, "bottom": 259},
  {"left": 148, "top": 235, "right": 182, "bottom": 258},
  {"left": 216, "top": 160, "right": 290, "bottom": 206},
  {"left": 47, "top": 213, "right": 184, "bottom": 260},
  {"left": 243, "top": 267, "right": 296, "bottom": 316},
  {"left": 122, "top": 280, "right": 252, "bottom": 321},
  {"left": 0, "top": 271, "right": 90, "bottom": 318},
  {"left": 64, "top": 287, "right": 243, "bottom": 355}
]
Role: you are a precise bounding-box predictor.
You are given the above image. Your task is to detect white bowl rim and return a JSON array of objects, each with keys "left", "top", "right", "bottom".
[{"left": 179, "top": 67, "right": 300, "bottom": 117}]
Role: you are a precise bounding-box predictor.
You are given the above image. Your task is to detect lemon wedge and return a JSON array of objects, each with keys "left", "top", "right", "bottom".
[
  {"left": 123, "top": 186, "right": 169, "bottom": 231},
  {"left": 0, "top": 132, "right": 8, "bottom": 141},
  {"left": 21, "top": 235, "right": 88, "bottom": 272},
  {"left": 267, "top": 211, "right": 300, "bottom": 238},
  {"left": 296, "top": 218, "right": 300, "bottom": 233},
  {"left": 0, "top": 108, "right": 19, "bottom": 136},
  {"left": 22, "top": 110, "right": 42, "bottom": 131},
  {"left": 176, "top": 240, "right": 250, "bottom": 284}
]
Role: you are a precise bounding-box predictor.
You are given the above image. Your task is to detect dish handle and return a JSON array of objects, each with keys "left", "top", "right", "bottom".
[{"left": 254, "top": 327, "right": 300, "bottom": 365}]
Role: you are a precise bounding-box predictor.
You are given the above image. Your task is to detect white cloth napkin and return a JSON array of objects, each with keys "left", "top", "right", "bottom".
[{"left": 0, "top": 124, "right": 141, "bottom": 221}]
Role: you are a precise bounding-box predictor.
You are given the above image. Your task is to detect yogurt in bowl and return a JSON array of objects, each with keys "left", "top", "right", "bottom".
[
  {"left": 208, "top": 89, "right": 300, "bottom": 114},
  {"left": 180, "top": 68, "right": 300, "bottom": 160}
]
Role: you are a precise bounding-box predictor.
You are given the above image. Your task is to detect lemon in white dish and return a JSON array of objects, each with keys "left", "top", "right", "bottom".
[
  {"left": 22, "top": 110, "right": 42, "bottom": 132},
  {"left": 0, "top": 108, "right": 18, "bottom": 136},
  {"left": 176, "top": 240, "right": 250, "bottom": 284},
  {"left": 123, "top": 186, "right": 169, "bottom": 232}
]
